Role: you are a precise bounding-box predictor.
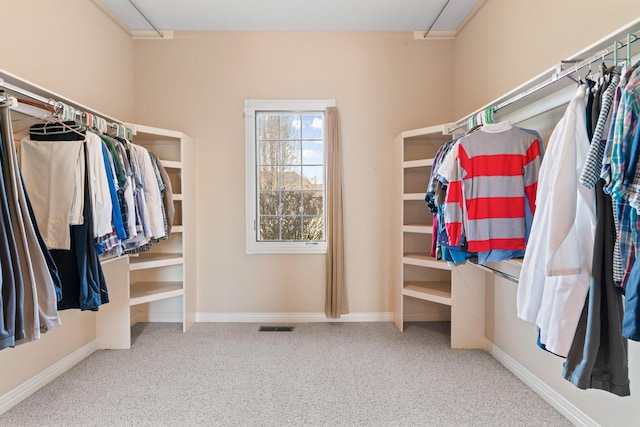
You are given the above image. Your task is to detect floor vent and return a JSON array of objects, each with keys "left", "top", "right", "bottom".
[{"left": 259, "top": 326, "right": 294, "bottom": 332}]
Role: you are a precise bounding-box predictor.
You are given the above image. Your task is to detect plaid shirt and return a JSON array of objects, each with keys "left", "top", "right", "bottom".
[
  {"left": 601, "top": 62, "right": 640, "bottom": 287},
  {"left": 620, "top": 66, "right": 640, "bottom": 210},
  {"left": 580, "top": 72, "right": 620, "bottom": 188},
  {"left": 615, "top": 199, "right": 637, "bottom": 288},
  {"left": 601, "top": 76, "right": 628, "bottom": 197}
]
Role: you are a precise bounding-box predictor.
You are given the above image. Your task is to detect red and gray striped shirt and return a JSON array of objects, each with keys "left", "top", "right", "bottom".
[{"left": 443, "top": 123, "right": 542, "bottom": 252}]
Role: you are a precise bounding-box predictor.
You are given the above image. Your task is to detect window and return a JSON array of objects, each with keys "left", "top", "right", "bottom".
[{"left": 244, "top": 99, "right": 335, "bottom": 254}]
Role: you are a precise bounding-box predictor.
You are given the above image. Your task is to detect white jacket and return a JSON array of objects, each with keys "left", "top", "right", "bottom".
[{"left": 517, "top": 85, "right": 596, "bottom": 357}]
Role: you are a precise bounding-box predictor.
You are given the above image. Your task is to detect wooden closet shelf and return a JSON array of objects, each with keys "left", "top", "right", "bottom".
[
  {"left": 403, "top": 281, "right": 452, "bottom": 306},
  {"left": 403, "top": 224, "right": 432, "bottom": 234},
  {"left": 130, "top": 281, "right": 184, "bottom": 306},
  {"left": 403, "top": 193, "right": 426, "bottom": 201},
  {"left": 402, "top": 254, "right": 451, "bottom": 270},
  {"left": 129, "top": 253, "right": 184, "bottom": 271},
  {"left": 403, "top": 159, "right": 433, "bottom": 169},
  {"left": 161, "top": 160, "right": 183, "bottom": 169},
  {"left": 503, "top": 258, "right": 523, "bottom": 267}
]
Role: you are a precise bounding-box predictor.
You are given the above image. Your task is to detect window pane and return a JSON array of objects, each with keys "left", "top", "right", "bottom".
[
  {"left": 281, "top": 141, "right": 301, "bottom": 165},
  {"left": 259, "top": 166, "right": 279, "bottom": 190},
  {"left": 259, "top": 191, "right": 279, "bottom": 215},
  {"left": 303, "top": 191, "right": 323, "bottom": 215},
  {"left": 281, "top": 191, "right": 301, "bottom": 215},
  {"left": 258, "top": 114, "right": 280, "bottom": 140},
  {"left": 281, "top": 166, "right": 302, "bottom": 190},
  {"left": 303, "top": 216, "right": 324, "bottom": 240},
  {"left": 259, "top": 141, "right": 279, "bottom": 165},
  {"left": 279, "top": 115, "right": 301, "bottom": 139},
  {"left": 302, "top": 166, "right": 323, "bottom": 189},
  {"left": 259, "top": 216, "right": 280, "bottom": 241},
  {"left": 281, "top": 216, "right": 302, "bottom": 240},
  {"left": 248, "top": 103, "right": 328, "bottom": 249},
  {"left": 302, "top": 141, "right": 323, "bottom": 165},
  {"left": 302, "top": 114, "right": 323, "bottom": 139}
]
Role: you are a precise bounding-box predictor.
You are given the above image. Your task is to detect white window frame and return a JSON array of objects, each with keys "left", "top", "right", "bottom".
[{"left": 244, "top": 99, "right": 336, "bottom": 254}]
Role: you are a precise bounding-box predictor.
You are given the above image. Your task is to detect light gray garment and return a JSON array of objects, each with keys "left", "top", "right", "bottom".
[{"left": 0, "top": 101, "right": 61, "bottom": 343}]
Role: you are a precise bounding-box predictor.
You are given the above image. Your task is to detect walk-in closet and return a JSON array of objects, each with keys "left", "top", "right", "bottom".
[{"left": 1, "top": 1, "right": 640, "bottom": 426}]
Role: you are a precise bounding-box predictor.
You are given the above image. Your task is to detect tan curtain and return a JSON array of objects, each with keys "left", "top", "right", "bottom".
[{"left": 325, "top": 106, "right": 348, "bottom": 318}]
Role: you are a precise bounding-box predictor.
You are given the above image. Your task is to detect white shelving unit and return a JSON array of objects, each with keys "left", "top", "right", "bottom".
[
  {"left": 393, "top": 124, "right": 485, "bottom": 349},
  {"left": 97, "top": 124, "right": 196, "bottom": 350}
]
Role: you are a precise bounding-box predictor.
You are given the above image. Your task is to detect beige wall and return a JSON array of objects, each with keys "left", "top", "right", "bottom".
[
  {"left": 454, "top": 1, "right": 640, "bottom": 424},
  {"left": 0, "top": 0, "right": 134, "bottom": 397},
  {"left": 453, "top": 0, "right": 640, "bottom": 118},
  {"left": 0, "top": 0, "right": 135, "bottom": 120},
  {"left": 133, "top": 32, "right": 453, "bottom": 315}
]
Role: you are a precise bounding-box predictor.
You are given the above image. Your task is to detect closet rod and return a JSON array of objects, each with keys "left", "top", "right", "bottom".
[
  {"left": 0, "top": 77, "right": 129, "bottom": 135},
  {"left": 0, "top": 79, "right": 54, "bottom": 109},
  {"left": 447, "top": 28, "right": 640, "bottom": 134},
  {"left": 469, "top": 261, "right": 519, "bottom": 284},
  {"left": 494, "top": 33, "right": 639, "bottom": 112}
]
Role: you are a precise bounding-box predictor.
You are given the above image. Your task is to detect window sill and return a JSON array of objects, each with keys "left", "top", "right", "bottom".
[{"left": 246, "top": 243, "right": 327, "bottom": 255}]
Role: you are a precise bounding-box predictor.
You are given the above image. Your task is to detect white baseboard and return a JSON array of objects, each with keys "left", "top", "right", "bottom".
[
  {"left": 196, "top": 312, "right": 394, "bottom": 323},
  {"left": 0, "top": 340, "right": 98, "bottom": 415},
  {"left": 483, "top": 339, "right": 598, "bottom": 427}
]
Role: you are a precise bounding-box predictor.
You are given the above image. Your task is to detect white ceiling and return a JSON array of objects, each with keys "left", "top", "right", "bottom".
[{"left": 101, "top": 0, "right": 481, "bottom": 32}]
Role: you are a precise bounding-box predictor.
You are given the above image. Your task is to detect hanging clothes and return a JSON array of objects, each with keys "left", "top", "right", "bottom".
[
  {"left": 517, "top": 85, "right": 596, "bottom": 357},
  {"left": 115, "top": 139, "right": 138, "bottom": 240},
  {"left": 85, "top": 132, "right": 113, "bottom": 239},
  {"left": 563, "top": 179, "right": 630, "bottom": 395},
  {"left": 19, "top": 129, "right": 84, "bottom": 250},
  {"left": 0, "top": 98, "right": 61, "bottom": 345},
  {"left": 441, "top": 122, "right": 542, "bottom": 262},
  {"left": 94, "top": 142, "right": 126, "bottom": 258},
  {"left": 151, "top": 152, "right": 174, "bottom": 235},
  {"left": 0, "top": 110, "right": 23, "bottom": 350},
  {"left": 563, "top": 66, "right": 630, "bottom": 396},
  {"left": 591, "top": 60, "right": 640, "bottom": 340},
  {"left": 129, "top": 143, "right": 166, "bottom": 240},
  {"left": 26, "top": 124, "right": 108, "bottom": 311},
  {"left": 425, "top": 137, "right": 458, "bottom": 260}
]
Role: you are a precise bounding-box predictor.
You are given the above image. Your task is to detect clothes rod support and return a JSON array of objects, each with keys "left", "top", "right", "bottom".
[
  {"left": 422, "top": 0, "right": 451, "bottom": 39},
  {"left": 128, "top": 0, "right": 164, "bottom": 39}
]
